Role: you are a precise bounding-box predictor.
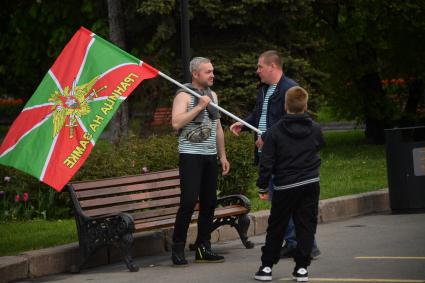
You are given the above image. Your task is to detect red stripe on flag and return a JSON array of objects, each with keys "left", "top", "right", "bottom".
[
  {"left": 41, "top": 121, "right": 93, "bottom": 191},
  {"left": 140, "top": 62, "right": 159, "bottom": 79},
  {"left": 0, "top": 106, "right": 52, "bottom": 156},
  {"left": 50, "top": 27, "right": 93, "bottom": 92},
  {"left": 89, "top": 63, "right": 159, "bottom": 99}
]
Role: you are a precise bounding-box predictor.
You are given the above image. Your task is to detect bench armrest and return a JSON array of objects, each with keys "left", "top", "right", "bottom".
[
  {"left": 84, "top": 212, "right": 134, "bottom": 226},
  {"left": 76, "top": 212, "right": 135, "bottom": 254},
  {"left": 216, "top": 194, "right": 251, "bottom": 211}
]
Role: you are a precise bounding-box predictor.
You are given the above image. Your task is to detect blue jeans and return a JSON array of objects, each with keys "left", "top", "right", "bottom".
[{"left": 268, "top": 179, "right": 318, "bottom": 250}]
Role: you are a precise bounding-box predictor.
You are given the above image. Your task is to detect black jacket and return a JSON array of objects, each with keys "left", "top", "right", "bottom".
[
  {"left": 256, "top": 113, "right": 325, "bottom": 192},
  {"left": 243, "top": 75, "right": 298, "bottom": 163}
]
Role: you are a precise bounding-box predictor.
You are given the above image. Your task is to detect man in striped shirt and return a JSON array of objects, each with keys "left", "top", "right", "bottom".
[
  {"left": 171, "top": 57, "right": 230, "bottom": 266},
  {"left": 230, "top": 50, "right": 297, "bottom": 159},
  {"left": 230, "top": 50, "right": 321, "bottom": 262}
]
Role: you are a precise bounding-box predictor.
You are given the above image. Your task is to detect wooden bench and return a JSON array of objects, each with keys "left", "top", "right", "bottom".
[
  {"left": 150, "top": 107, "right": 172, "bottom": 126},
  {"left": 67, "top": 168, "right": 253, "bottom": 272}
]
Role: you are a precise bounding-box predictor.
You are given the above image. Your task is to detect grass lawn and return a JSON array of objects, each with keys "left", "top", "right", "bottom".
[
  {"left": 0, "top": 219, "right": 77, "bottom": 256},
  {"left": 316, "top": 105, "right": 353, "bottom": 123},
  {"left": 0, "top": 130, "right": 388, "bottom": 256}
]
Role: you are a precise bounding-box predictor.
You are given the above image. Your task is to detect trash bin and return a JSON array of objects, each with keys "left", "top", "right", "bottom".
[{"left": 385, "top": 126, "right": 425, "bottom": 213}]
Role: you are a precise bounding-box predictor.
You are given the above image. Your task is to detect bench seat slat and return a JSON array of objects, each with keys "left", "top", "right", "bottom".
[
  {"left": 134, "top": 206, "right": 248, "bottom": 231},
  {"left": 133, "top": 205, "right": 245, "bottom": 224},
  {"left": 71, "top": 169, "right": 179, "bottom": 191},
  {"left": 131, "top": 202, "right": 202, "bottom": 221},
  {"left": 79, "top": 187, "right": 181, "bottom": 208},
  {"left": 132, "top": 206, "right": 179, "bottom": 221},
  {"left": 84, "top": 197, "right": 181, "bottom": 217},
  {"left": 212, "top": 205, "right": 248, "bottom": 218},
  {"left": 76, "top": 179, "right": 180, "bottom": 199},
  {"left": 135, "top": 214, "right": 176, "bottom": 224}
]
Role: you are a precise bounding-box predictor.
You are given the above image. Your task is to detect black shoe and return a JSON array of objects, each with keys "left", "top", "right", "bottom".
[
  {"left": 254, "top": 266, "right": 272, "bottom": 281},
  {"left": 280, "top": 243, "right": 296, "bottom": 258},
  {"left": 171, "top": 243, "right": 188, "bottom": 266},
  {"left": 292, "top": 267, "right": 308, "bottom": 282},
  {"left": 310, "top": 247, "right": 321, "bottom": 260},
  {"left": 195, "top": 244, "right": 225, "bottom": 263}
]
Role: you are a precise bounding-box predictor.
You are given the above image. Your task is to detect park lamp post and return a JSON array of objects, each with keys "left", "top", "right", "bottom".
[{"left": 180, "top": 0, "right": 191, "bottom": 83}]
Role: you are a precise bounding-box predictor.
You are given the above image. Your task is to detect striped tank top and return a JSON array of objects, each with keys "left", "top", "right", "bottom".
[{"left": 178, "top": 95, "right": 217, "bottom": 155}]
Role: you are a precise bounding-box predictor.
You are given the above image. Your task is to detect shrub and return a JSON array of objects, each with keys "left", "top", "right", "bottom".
[
  {"left": 0, "top": 130, "right": 257, "bottom": 220},
  {"left": 0, "top": 175, "right": 70, "bottom": 221},
  {"left": 217, "top": 131, "right": 257, "bottom": 196}
]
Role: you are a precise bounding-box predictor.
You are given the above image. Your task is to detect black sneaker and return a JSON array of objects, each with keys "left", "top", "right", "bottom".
[
  {"left": 171, "top": 243, "right": 188, "bottom": 266},
  {"left": 195, "top": 244, "right": 225, "bottom": 263},
  {"left": 254, "top": 266, "right": 272, "bottom": 281},
  {"left": 292, "top": 267, "right": 308, "bottom": 282}
]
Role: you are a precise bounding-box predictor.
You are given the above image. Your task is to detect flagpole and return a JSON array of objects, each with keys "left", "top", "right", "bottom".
[{"left": 157, "top": 71, "right": 262, "bottom": 135}]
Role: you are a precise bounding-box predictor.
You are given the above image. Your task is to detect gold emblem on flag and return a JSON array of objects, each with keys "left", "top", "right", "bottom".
[{"left": 49, "top": 76, "right": 107, "bottom": 138}]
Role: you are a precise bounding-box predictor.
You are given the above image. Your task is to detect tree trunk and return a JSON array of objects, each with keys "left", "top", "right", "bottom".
[
  {"left": 357, "top": 72, "right": 388, "bottom": 144},
  {"left": 401, "top": 79, "right": 424, "bottom": 126},
  {"left": 107, "top": 0, "right": 128, "bottom": 144}
]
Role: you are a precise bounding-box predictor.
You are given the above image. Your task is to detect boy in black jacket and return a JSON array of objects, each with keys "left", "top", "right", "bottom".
[{"left": 254, "top": 86, "right": 325, "bottom": 282}]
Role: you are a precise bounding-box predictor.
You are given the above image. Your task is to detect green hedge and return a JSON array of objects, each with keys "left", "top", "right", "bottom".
[{"left": 0, "top": 131, "right": 257, "bottom": 220}]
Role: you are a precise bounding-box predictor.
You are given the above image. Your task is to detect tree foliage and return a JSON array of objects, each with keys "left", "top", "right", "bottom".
[
  {"left": 1, "top": 0, "right": 423, "bottom": 141},
  {"left": 0, "top": 0, "right": 108, "bottom": 101},
  {"left": 132, "top": 0, "right": 327, "bottom": 123},
  {"left": 312, "top": 0, "right": 425, "bottom": 142},
  {"left": 0, "top": 0, "right": 327, "bottom": 125}
]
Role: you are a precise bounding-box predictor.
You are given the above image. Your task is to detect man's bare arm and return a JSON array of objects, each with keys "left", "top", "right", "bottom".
[{"left": 171, "top": 92, "right": 211, "bottom": 130}]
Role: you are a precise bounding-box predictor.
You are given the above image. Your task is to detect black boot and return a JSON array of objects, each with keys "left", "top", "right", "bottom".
[
  {"left": 171, "top": 242, "right": 188, "bottom": 266},
  {"left": 195, "top": 243, "right": 225, "bottom": 263}
]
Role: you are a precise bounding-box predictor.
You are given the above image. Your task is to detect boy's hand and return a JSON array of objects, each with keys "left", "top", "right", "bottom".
[{"left": 259, "top": 192, "right": 269, "bottom": 201}]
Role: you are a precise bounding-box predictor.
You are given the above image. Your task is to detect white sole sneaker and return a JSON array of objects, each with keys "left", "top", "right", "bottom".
[
  {"left": 292, "top": 275, "right": 308, "bottom": 282},
  {"left": 255, "top": 275, "right": 272, "bottom": 281}
]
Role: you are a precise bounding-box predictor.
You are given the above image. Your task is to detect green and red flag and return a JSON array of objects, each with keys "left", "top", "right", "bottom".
[{"left": 0, "top": 27, "right": 158, "bottom": 191}]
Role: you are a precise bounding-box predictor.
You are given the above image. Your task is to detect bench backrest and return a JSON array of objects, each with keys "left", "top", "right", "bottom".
[{"left": 68, "top": 169, "right": 183, "bottom": 221}]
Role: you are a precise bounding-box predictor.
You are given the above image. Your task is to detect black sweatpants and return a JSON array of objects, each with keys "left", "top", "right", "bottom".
[
  {"left": 261, "top": 182, "right": 320, "bottom": 268},
  {"left": 172, "top": 153, "right": 218, "bottom": 245}
]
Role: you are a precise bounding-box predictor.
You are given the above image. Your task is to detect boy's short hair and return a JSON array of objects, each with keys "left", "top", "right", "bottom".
[{"left": 285, "top": 86, "right": 309, "bottom": 113}]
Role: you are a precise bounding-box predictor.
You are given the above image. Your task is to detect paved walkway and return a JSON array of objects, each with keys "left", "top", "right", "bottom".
[{"left": 19, "top": 213, "right": 425, "bottom": 283}]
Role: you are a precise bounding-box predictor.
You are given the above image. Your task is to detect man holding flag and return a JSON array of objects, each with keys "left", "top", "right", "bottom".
[
  {"left": 0, "top": 27, "right": 249, "bottom": 270},
  {"left": 170, "top": 57, "right": 230, "bottom": 266}
]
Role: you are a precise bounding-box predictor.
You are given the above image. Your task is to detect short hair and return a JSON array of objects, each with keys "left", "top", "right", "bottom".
[
  {"left": 285, "top": 86, "right": 309, "bottom": 113},
  {"left": 189, "top": 57, "right": 211, "bottom": 73},
  {"left": 259, "top": 50, "right": 283, "bottom": 69}
]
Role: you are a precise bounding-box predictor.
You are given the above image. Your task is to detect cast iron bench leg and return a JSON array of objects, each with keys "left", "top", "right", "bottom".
[
  {"left": 116, "top": 233, "right": 139, "bottom": 272},
  {"left": 70, "top": 244, "right": 94, "bottom": 273},
  {"left": 235, "top": 214, "right": 254, "bottom": 249}
]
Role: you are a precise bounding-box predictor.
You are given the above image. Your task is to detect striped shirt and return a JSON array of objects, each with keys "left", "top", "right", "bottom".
[
  {"left": 257, "top": 84, "right": 276, "bottom": 153},
  {"left": 178, "top": 95, "right": 217, "bottom": 155},
  {"left": 258, "top": 84, "right": 277, "bottom": 136}
]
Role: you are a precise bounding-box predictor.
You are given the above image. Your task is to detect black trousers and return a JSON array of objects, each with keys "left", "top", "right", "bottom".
[
  {"left": 172, "top": 153, "right": 218, "bottom": 245},
  {"left": 261, "top": 182, "right": 320, "bottom": 268}
]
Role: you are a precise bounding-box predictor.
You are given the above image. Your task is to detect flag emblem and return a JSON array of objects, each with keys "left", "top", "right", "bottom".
[{"left": 49, "top": 76, "right": 106, "bottom": 138}]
